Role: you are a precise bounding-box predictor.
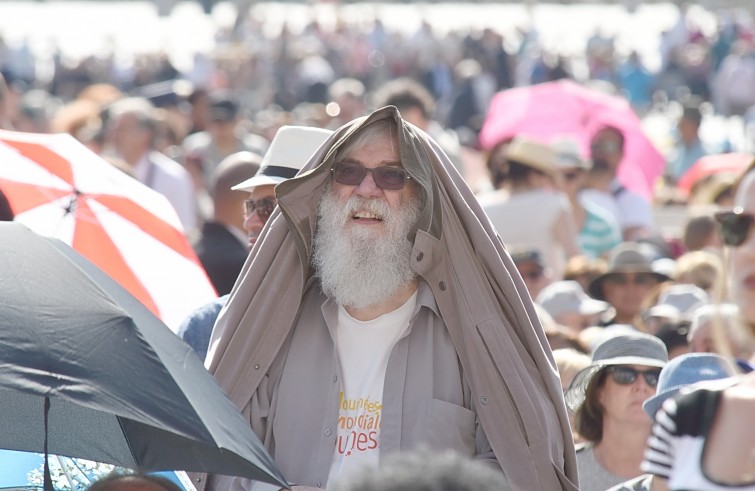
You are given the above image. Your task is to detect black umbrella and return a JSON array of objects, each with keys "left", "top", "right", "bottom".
[{"left": 0, "top": 223, "right": 287, "bottom": 490}]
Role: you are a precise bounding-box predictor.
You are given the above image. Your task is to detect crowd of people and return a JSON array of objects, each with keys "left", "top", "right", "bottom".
[{"left": 2, "top": 1, "right": 755, "bottom": 491}]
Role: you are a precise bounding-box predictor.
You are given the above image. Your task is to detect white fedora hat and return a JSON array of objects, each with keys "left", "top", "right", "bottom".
[{"left": 232, "top": 125, "right": 333, "bottom": 191}]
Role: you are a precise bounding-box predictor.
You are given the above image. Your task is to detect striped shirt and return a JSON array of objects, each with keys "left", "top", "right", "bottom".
[
  {"left": 578, "top": 199, "right": 622, "bottom": 258},
  {"left": 642, "top": 379, "right": 755, "bottom": 490}
]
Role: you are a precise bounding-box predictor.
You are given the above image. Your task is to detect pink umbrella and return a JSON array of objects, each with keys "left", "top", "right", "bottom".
[
  {"left": 676, "top": 152, "right": 754, "bottom": 194},
  {"left": 0, "top": 129, "right": 217, "bottom": 330},
  {"left": 479, "top": 80, "right": 665, "bottom": 201}
]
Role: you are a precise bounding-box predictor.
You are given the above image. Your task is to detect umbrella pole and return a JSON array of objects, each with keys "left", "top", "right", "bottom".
[
  {"left": 44, "top": 397, "right": 54, "bottom": 491},
  {"left": 54, "top": 455, "right": 77, "bottom": 490}
]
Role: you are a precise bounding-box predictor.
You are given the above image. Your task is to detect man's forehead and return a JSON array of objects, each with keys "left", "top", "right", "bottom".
[{"left": 249, "top": 184, "right": 276, "bottom": 200}]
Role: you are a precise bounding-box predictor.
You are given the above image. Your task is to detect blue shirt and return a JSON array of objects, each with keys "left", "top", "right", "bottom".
[{"left": 177, "top": 294, "right": 228, "bottom": 362}]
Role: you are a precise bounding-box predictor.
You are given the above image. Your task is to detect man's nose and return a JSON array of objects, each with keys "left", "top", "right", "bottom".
[
  {"left": 243, "top": 211, "right": 264, "bottom": 232},
  {"left": 355, "top": 171, "right": 382, "bottom": 197}
]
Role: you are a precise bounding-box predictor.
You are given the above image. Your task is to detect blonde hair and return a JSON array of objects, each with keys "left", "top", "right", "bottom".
[
  {"left": 673, "top": 250, "right": 724, "bottom": 299},
  {"left": 553, "top": 348, "right": 591, "bottom": 389}
]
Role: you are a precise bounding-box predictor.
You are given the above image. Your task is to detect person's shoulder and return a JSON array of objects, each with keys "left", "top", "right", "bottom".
[
  {"left": 182, "top": 131, "right": 211, "bottom": 151},
  {"left": 149, "top": 151, "right": 193, "bottom": 179}
]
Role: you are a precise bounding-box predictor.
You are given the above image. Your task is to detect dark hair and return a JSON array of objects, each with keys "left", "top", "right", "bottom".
[
  {"left": 683, "top": 214, "right": 717, "bottom": 251},
  {"left": 0, "top": 187, "right": 14, "bottom": 221},
  {"left": 574, "top": 369, "right": 608, "bottom": 443},
  {"left": 681, "top": 104, "right": 703, "bottom": 127},
  {"left": 500, "top": 159, "right": 543, "bottom": 187},
  {"left": 593, "top": 125, "right": 625, "bottom": 150},
  {"left": 88, "top": 473, "right": 183, "bottom": 491},
  {"left": 655, "top": 320, "right": 691, "bottom": 354},
  {"left": 373, "top": 78, "right": 435, "bottom": 120}
]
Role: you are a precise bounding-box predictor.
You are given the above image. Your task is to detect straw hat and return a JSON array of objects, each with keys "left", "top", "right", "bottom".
[
  {"left": 564, "top": 332, "right": 668, "bottom": 412},
  {"left": 232, "top": 125, "right": 333, "bottom": 191},
  {"left": 503, "top": 137, "right": 558, "bottom": 178},
  {"left": 587, "top": 242, "right": 670, "bottom": 301},
  {"left": 642, "top": 353, "right": 734, "bottom": 418}
]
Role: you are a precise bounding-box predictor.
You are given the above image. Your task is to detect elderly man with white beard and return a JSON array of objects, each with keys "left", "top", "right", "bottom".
[{"left": 192, "top": 107, "right": 579, "bottom": 491}]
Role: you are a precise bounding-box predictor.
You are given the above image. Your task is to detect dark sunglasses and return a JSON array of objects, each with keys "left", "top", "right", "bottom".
[
  {"left": 715, "top": 207, "right": 755, "bottom": 247},
  {"left": 331, "top": 162, "right": 411, "bottom": 190},
  {"left": 562, "top": 170, "right": 582, "bottom": 181},
  {"left": 244, "top": 197, "right": 276, "bottom": 222},
  {"left": 606, "top": 366, "right": 661, "bottom": 388},
  {"left": 605, "top": 273, "right": 657, "bottom": 286},
  {"left": 520, "top": 268, "right": 544, "bottom": 280}
]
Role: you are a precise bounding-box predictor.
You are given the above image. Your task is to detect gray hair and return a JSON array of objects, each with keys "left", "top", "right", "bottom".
[
  {"left": 107, "top": 97, "right": 157, "bottom": 137},
  {"left": 331, "top": 450, "right": 510, "bottom": 491}
]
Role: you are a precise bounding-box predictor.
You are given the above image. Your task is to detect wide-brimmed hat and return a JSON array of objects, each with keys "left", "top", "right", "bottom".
[
  {"left": 503, "top": 137, "right": 558, "bottom": 178},
  {"left": 643, "top": 283, "right": 710, "bottom": 322},
  {"left": 232, "top": 125, "right": 333, "bottom": 191},
  {"left": 551, "top": 137, "right": 591, "bottom": 170},
  {"left": 536, "top": 280, "right": 609, "bottom": 319},
  {"left": 564, "top": 332, "right": 668, "bottom": 412},
  {"left": 587, "top": 242, "right": 670, "bottom": 300},
  {"left": 643, "top": 353, "right": 734, "bottom": 418}
]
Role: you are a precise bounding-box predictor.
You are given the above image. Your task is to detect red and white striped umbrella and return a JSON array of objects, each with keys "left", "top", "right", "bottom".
[{"left": 0, "top": 130, "right": 217, "bottom": 330}]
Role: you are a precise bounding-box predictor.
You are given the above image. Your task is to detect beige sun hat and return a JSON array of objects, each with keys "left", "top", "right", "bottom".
[
  {"left": 503, "top": 136, "right": 558, "bottom": 178},
  {"left": 232, "top": 125, "right": 333, "bottom": 191}
]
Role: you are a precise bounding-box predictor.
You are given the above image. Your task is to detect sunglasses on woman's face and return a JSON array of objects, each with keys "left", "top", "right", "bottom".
[
  {"left": 715, "top": 207, "right": 755, "bottom": 247},
  {"left": 244, "top": 197, "right": 276, "bottom": 222},
  {"left": 331, "top": 161, "right": 411, "bottom": 190},
  {"left": 606, "top": 366, "right": 661, "bottom": 388}
]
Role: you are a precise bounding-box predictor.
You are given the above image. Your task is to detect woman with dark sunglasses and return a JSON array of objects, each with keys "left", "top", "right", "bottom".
[
  {"left": 563, "top": 332, "right": 668, "bottom": 491},
  {"left": 642, "top": 160, "right": 755, "bottom": 491}
]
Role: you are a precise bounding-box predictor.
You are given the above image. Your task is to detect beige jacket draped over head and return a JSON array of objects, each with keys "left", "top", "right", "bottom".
[{"left": 203, "top": 106, "right": 578, "bottom": 490}]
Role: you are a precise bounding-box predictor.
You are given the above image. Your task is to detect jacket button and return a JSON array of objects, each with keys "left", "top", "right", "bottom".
[
  {"left": 439, "top": 281, "right": 447, "bottom": 291},
  {"left": 480, "top": 395, "right": 489, "bottom": 405},
  {"left": 315, "top": 482, "right": 321, "bottom": 488},
  {"left": 332, "top": 375, "right": 338, "bottom": 383},
  {"left": 416, "top": 252, "right": 424, "bottom": 261},
  {"left": 254, "top": 364, "right": 260, "bottom": 369},
  {"left": 324, "top": 428, "right": 331, "bottom": 436}
]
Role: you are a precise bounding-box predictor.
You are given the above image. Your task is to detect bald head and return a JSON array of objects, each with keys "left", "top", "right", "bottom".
[{"left": 211, "top": 151, "right": 262, "bottom": 229}]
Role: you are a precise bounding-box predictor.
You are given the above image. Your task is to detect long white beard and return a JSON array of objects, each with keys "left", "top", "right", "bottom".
[{"left": 313, "top": 190, "right": 420, "bottom": 310}]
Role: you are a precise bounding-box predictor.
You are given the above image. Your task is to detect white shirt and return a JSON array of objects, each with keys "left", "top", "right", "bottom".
[
  {"left": 327, "top": 292, "right": 417, "bottom": 485},
  {"left": 133, "top": 151, "right": 198, "bottom": 232}
]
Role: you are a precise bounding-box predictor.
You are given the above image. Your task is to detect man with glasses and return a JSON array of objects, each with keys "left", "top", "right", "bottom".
[
  {"left": 178, "top": 125, "right": 333, "bottom": 361},
  {"left": 581, "top": 126, "right": 654, "bottom": 241},
  {"left": 588, "top": 242, "right": 669, "bottom": 326},
  {"left": 194, "top": 107, "right": 579, "bottom": 491},
  {"left": 191, "top": 151, "right": 262, "bottom": 296}
]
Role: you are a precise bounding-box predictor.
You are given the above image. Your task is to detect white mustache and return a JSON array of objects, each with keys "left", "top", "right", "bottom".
[{"left": 342, "top": 197, "right": 392, "bottom": 221}]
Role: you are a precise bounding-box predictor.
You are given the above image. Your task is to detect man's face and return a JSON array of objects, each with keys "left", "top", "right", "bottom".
[
  {"left": 313, "top": 128, "right": 421, "bottom": 309},
  {"left": 589, "top": 129, "right": 623, "bottom": 174},
  {"left": 243, "top": 184, "right": 276, "bottom": 249},
  {"left": 109, "top": 113, "right": 150, "bottom": 160},
  {"left": 516, "top": 261, "right": 550, "bottom": 300},
  {"left": 601, "top": 272, "right": 659, "bottom": 321},
  {"left": 331, "top": 130, "right": 418, "bottom": 236}
]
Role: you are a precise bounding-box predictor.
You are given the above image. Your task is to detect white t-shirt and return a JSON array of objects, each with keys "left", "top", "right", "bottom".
[
  {"left": 327, "top": 292, "right": 417, "bottom": 485},
  {"left": 478, "top": 188, "right": 571, "bottom": 278}
]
